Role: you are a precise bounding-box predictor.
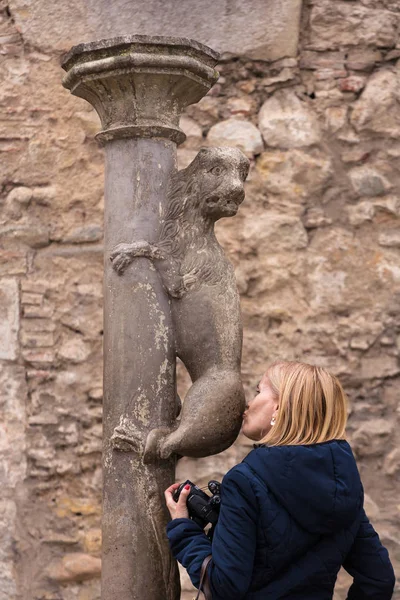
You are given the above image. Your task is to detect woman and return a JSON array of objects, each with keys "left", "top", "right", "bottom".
[{"left": 164, "top": 361, "right": 395, "bottom": 599}]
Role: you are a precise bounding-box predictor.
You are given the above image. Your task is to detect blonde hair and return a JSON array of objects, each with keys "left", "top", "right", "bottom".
[{"left": 259, "top": 361, "right": 348, "bottom": 447}]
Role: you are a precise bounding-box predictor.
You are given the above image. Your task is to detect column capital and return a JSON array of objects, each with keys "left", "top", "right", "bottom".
[{"left": 61, "top": 35, "right": 220, "bottom": 145}]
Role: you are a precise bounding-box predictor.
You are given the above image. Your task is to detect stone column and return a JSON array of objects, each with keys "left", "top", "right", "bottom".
[{"left": 61, "top": 36, "right": 219, "bottom": 600}]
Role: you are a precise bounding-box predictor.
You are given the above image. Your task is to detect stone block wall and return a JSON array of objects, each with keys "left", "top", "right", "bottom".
[{"left": 0, "top": 0, "right": 399, "bottom": 598}]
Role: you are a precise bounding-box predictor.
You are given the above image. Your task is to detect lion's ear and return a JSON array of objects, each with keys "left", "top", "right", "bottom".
[{"left": 194, "top": 147, "right": 209, "bottom": 166}]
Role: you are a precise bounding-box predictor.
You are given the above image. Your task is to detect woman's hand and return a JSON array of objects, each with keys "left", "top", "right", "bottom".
[{"left": 164, "top": 483, "right": 191, "bottom": 520}]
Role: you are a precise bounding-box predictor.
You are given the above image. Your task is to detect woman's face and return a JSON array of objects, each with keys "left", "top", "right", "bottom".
[{"left": 241, "top": 373, "right": 279, "bottom": 441}]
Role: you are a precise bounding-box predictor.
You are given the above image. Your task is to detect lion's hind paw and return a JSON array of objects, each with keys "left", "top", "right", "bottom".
[{"left": 110, "top": 422, "right": 144, "bottom": 453}]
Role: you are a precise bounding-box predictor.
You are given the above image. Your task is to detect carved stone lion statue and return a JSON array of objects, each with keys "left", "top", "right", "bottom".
[{"left": 110, "top": 146, "right": 250, "bottom": 461}]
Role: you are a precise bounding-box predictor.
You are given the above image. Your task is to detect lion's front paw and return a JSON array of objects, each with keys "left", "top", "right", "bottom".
[
  {"left": 110, "top": 241, "right": 163, "bottom": 274},
  {"left": 109, "top": 243, "right": 136, "bottom": 274}
]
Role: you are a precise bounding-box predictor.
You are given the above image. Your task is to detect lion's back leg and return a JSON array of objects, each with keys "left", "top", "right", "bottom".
[{"left": 143, "top": 368, "right": 245, "bottom": 462}]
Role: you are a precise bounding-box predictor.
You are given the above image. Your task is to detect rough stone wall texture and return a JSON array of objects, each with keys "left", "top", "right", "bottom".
[{"left": 0, "top": 0, "right": 399, "bottom": 599}]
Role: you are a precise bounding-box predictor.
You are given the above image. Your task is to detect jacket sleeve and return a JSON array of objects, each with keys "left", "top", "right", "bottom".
[
  {"left": 343, "top": 509, "right": 395, "bottom": 600},
  {"left": 166, "top": 517, "right": 212, "bottom": 589},
  {"left": 166, "top": 467, "right": 258, "bottom": 599},
  {"left": 208, "top": 468, "right": 258, "bottom": 600}
]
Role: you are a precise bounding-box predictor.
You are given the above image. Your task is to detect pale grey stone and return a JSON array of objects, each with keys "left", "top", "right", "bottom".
[
  {"left": 26, "top": 436, "right": 56, "bottom": 468},
  {"left": 256, "top": 149, "right": 332, "bottom": 198},
  {"left": 346, "top": 48, "right": 383, "bottom": 71},
  {"left": 349, "top": 166, "right": 392, "bottom": 197},
  {"left": 22, "top": 348, "right": 55, "bottom": 365},
  {"left": 341, "top": 147, "right": 370, "bottom": 163},
  {"left": 57, "top": 422, "right": 79, "bottom": 446},
  {"left": 307, "top": 265, "right": 348, "bottom": 311},
  {"left": 350, "top": 336, "right": 374, "bottom": 350},
  {"left": 374, "top": 196, "right": 400, "bottom": 216},
  {"left": 258, "top": 91, "right": 321, "bottom": 148},
  {"left": 58, "top": 338, "right": 91, "bottom": 363},
  {"left": 386, "top": 146, "right": 400, "bottom": 158},
  {"left": 0, "top": 365, "right": 27, "bottom": 486},
  {"left": 240, "top": 212, "right": 308, "bottom": 253},
  {"left": 360, "top": 356, "right": 400, "bottom": 379},
  {"left": 20, "top": 331, "right": 54, "bottom": 348},
  {"left": 9, "top": 0, "right": 302, "bottom": 60},
  {"left": 351, "top": 70, "right": 400, "bottom": 138},
  {"left": 88, "top": 388, "right": 103, "bottom": 401},
  {"left": 0, "top": 279, "right": 19, "bottom": 360},
  {"left": 47, "top": 553, "right": 101, "bottom": 582},
  {"left": 347, "top": 201, "right": 375, "bottom": 226},
  {"left": 303, "top": 208, "right": 332, "bottom": 228},
  {"left": 207, "top": 119, "right": 264, "bottom": 157},
  {"left": 324, "top": 106, "right": 348, "bottom": 133},
  {"left": 379, "top": 230, "right": 400, "bottom": 247},
  {"left": 20, "top": 280, "right": 47, "bottom": 294},
  {"left": 309, "top": 2, "right": 399, "bottom": 50},
  {"left": 21, "top": 318, "right": 55, "bottom": 333},
  {"left": 226, "top": 97, "right": 253, "bottom": 117},
  {"left": 6, "top": 186, "right": 33, "bottom": 206},
  {"left": 28, "top": 413, "right": 59, "bottom": 425},
  {"left": 300, "top": 50, "right": 346, "bottom": 70},
  {"left": 271, "top": 57, "right": 298, "bottom": 69},
  {"left": 21, "top": 292, "right": 43, "bottom": 305},
  {"left": 336, "top": 129, "right": 361, "bottom": 144},
  {"left": 260, "top": 67, "right": 296, "bottom": 88},
  {"left": 352, "top": 419, "right": 393, "bottom": 457},
  {"left": 380, "top": 335, "right": 394, "bottom": 346}
]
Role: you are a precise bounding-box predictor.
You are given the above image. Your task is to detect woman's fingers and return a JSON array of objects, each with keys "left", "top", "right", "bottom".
[
  {"left": 164, "top": 482, "right": 180, "bottom": 498},
  {"left": 177, "top": 485, "right": 190, "bottom": 506},
  {"left": 175, "top": 486, "right": 190, "bottom": 519},
  {"left": 164, "top": 483, "right": 191, "bottom": 519},
  {"left": 164, "top": 483, "right": 180, "bottom": 508}
]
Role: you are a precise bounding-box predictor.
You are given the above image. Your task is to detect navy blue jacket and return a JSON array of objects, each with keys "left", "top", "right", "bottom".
[{"left": 167, "top": 440, "right": 395, "bottom": 599}]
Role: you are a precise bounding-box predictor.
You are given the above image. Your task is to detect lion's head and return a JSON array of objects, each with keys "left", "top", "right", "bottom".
[{"left": 167, "top": 146, "right": 250, "bottom": 223}]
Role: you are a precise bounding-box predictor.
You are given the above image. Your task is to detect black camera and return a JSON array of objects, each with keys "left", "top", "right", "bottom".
[{"left": 173, "top": 479, "right": 221, "bottom": 528}]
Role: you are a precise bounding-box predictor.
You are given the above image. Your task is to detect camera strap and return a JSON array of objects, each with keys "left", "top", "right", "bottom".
[{"left": 195, "top": 554, "right": 213, "bottom": 600}]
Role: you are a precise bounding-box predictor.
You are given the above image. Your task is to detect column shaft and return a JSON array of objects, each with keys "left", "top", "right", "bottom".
[{"left": 102, "top": 138, "right": 179, "bottom": 600}]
